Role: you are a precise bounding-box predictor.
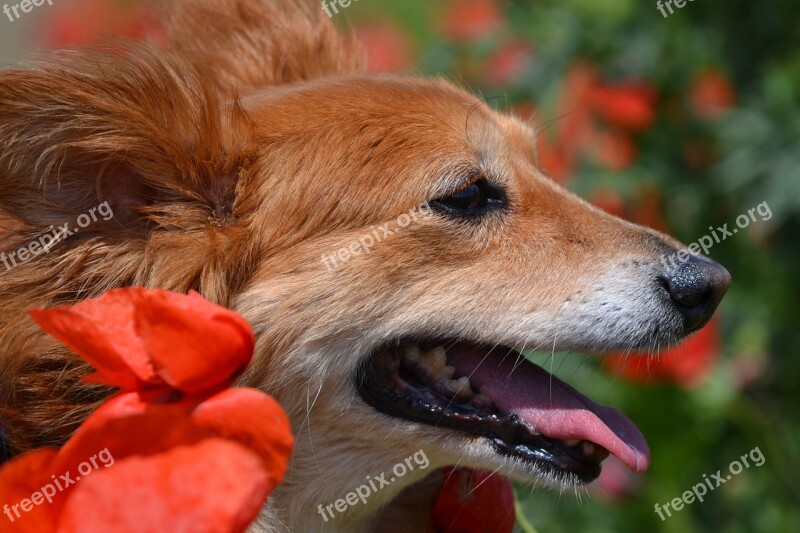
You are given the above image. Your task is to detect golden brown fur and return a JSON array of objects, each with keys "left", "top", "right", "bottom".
[
  {"left": 0, "top": 1, "right": 722, "bottom": 531},
  {"left": 0, "top": 0, "right": 358, "bottom": 453}
]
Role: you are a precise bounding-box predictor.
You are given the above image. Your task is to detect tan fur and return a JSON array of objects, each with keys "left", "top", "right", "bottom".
[{"left": 1, "top": 1, "right": 689, "bottom": 531}]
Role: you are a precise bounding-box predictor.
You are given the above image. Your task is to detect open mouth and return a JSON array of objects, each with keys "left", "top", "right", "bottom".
[{"left": 357, "top": 341, "right": 650, "bottom": 483}]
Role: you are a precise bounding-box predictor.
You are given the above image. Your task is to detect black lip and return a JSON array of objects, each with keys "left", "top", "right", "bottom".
[{"left": 356, "top": 344, "right": 603, "bottom": 483}]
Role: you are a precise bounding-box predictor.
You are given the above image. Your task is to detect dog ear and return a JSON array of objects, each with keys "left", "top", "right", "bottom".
[
  {"left": 165, "top": 0, "right": 363, "bottom": 95},
  {"left": 0, "top": 45, "right": 253, "bottom": 233}
]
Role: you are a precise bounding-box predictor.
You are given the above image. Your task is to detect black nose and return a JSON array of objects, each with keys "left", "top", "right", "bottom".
[{"left": 661, "top": 253, "right": 731, "bottom": 333}]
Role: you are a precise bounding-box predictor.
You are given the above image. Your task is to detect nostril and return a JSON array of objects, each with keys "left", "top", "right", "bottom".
[{"left": 656, "top": 275, "right": 671, "bottom": 297}]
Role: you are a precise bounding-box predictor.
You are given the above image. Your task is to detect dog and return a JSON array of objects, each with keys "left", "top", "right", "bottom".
[{"left": 0, "top": 0, "right": 730, "bottom": 531}]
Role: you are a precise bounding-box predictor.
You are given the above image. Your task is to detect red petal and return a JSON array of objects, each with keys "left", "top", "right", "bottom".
[
  {"left": 0, "top": 449, "right": 60, "bottom": 531},
  {"left": 192, "top": 388, "right": 294, "bottom": 492},
  {"left": 134, "top": 290, "right": 255, "bottom": 394},
  {"left": 29, "top": 289, "right": 159, "bottom": 390},
  {"left": 53, "top": 389, "right": 293, "bottom": 494},
  {"left": 432, "top": 467, "right": 515, "bottom": 533},
  {"left": 57, "top": 439, "right": 270, "bottom": 533},
  {"left": 30, "top": 288, "right": 255, "bottom": 394},
  {"left": 52, "top": 393, "right": 207, "bottom": 483}
]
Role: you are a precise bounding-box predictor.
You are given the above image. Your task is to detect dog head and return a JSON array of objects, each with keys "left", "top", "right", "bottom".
[
  {"left": 0, "top": 1, "right": 729, "bottom": 530},
  {"left": 232, "top": 73, "right": 730, "bottom": 526}
]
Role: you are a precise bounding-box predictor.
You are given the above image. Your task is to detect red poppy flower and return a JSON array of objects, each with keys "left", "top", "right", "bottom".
[
  {"left": 690, "top": 69, "right": 736, "bottom": 119},
  {"left": 603, "top": 317, "right": 721, "bottom": 388},
  {"left": 432, "top": 467, "right": 515, "bottom": 533},
  {"left": 442, "top": 0, "right": 504, "bottom": 42},
  {"left": 355, "top": 23, "right": 412, "bottom": 73},
  {"left": 587, "top": 82, "right": 657, "bottom": 132},
  {"left": 0, "top": 288, "right": 293, "bottom": 532}
]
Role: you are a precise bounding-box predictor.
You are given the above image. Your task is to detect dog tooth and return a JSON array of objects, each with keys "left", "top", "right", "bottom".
[
  {"left": 450, "top": 376, "right": 471, "bottom": 393},
  {"left": 472, "top": 393, "right": 493, "bottom": 410},
  {"left": 419, "top": 347, "right": 446, "bottom": 373},
  {"left": 439, "top": 365, "right": 455, "bottom": 379},
  {"left": 404, "top": 344, "right": 421, "bottom": 361},
  {"left": 430, "top": 347, "right": 447, "bottom": 368},
  {"left": 564, "top": 439, "right": 580, "bottom": 447},
  {"left": 582, "top": 442, "right": 596, "bottom": 456}
]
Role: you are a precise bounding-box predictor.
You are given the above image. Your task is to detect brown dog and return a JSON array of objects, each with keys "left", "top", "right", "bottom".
[{"left": 0, "top": 1, "right": 729, "bottom": 531}]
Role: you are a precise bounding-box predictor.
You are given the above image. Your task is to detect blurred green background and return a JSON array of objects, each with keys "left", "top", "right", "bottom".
[{"left": 5, "top": 0, "right": 799, "bottom": 531}]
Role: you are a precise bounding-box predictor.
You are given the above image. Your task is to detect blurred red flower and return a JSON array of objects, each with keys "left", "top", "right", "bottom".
[
  {"left": 559, "top": 63, "right": 599, "bottom": 159},
  {"left": 588, "top": 82, "right": 658, "bottom": 132},
  {"left": 356, "top": 23, "right": 412, "bottom": 73},
  {"left": 537, "top": 133, "right": 574, "bottom": 184},
  {"left": 591, "top": 188, "right": 627, "bottom": 218},
  {"left": 40, "top": 0, "right": 163, "bottom": 48},
  {"left": 432, "top": 467, "right": 515, "bottom": 533},
  {"left": 593, "top": 129, "right": 637, "bottom": 171},
  {"left": 630, "top": 186, "right": 669, "bottom": 233},
  {"left": 690, "top": 69, "right": 736, "bottom": 119},
  {"left": 442, "top": 0, "right": 504, "bottom": 42},
  {"left": 484, "top": 40, "right": 534, "bottom": 86},
  {"left": 543, "top": 65, "right": 658, "bottom": 179},
  {"left": 603, "top": 316, "right": 721, "bottom": 388},
  {"left": 0, "top": 288, "right": 293, "bottom": 532}
]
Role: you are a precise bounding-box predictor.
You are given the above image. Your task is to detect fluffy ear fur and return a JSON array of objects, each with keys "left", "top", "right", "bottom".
[
  {"left": 0, "top": 48, "right": 251, "bottom": 229},
  {"left": 0, "top": 0, "right": 360, "bottom": 457},
  {"left": 0, "top": 44, "right": 255, "bottom": 457},
  {"left": 166, "top": 0, "right": 362, "bottom": 95}
]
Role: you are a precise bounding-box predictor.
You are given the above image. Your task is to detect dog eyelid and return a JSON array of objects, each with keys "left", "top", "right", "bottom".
[{"left": 430, "top": 176, "right": 507, "bottom": 218}]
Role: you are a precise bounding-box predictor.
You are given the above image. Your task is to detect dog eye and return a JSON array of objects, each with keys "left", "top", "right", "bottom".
[{"left": 432, "top": 179, "right": 506, "bottom": 217}]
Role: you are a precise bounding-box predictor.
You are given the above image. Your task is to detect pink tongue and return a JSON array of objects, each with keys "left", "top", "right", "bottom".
[{"left": 450, "top": 348, "right": 650, "bottom": 473}]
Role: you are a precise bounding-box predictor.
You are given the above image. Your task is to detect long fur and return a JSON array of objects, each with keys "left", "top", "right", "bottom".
[{"left": 0, "top": 0, "right": 359, "bottom": 458}]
